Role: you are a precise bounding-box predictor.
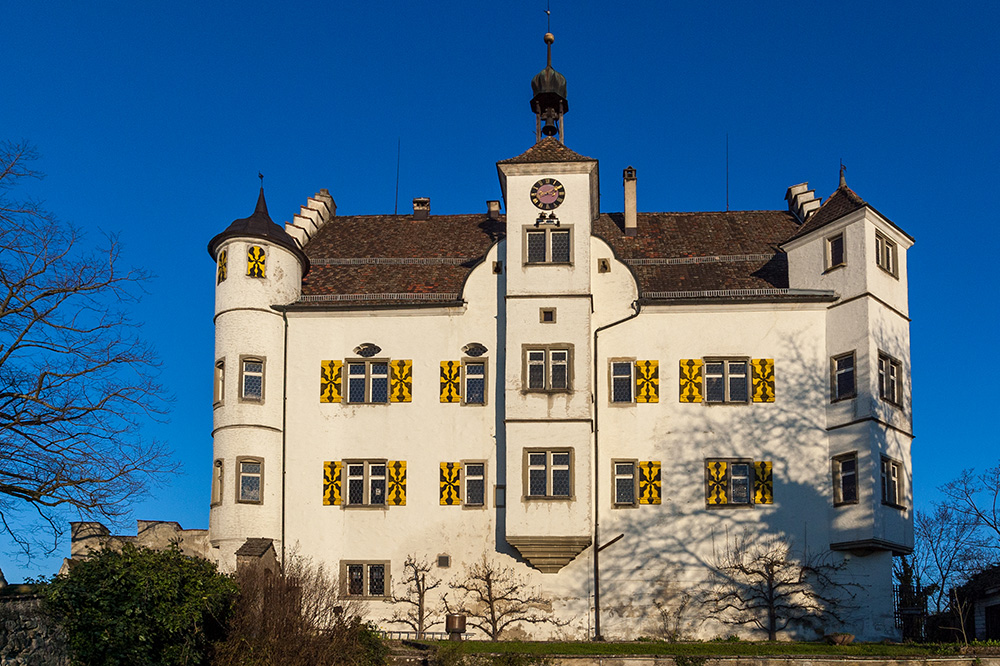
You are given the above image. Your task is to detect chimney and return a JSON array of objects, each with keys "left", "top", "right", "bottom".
[
  {"left": 784, "top": 183, "right": 820, "bottom": 223},
  {"left": 412, "top": 197, "right": 430, "bottom": 220},
  {"left": 487, "top": 200, "right": 501, "bottom": 220},
  {"left": 623, "top": 166, "right": 637, "bottom": 237}
]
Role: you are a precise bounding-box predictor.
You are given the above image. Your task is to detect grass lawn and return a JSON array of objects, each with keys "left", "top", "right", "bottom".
[{"left": 424, "top": 640, "right": 966, "bottom": 657}]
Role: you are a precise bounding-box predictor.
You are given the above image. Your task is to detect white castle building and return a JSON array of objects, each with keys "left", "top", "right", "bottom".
[{"left": 206, "top": 34, "right": 914, "bottom": 641}]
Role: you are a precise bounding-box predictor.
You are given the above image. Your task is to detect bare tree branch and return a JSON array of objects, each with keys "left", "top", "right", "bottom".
[
  {"left": 386, "top": 554, "right": 442, "bottom": 637},
  {"left": 0, "top": 140, "right": 174, "bottom": 557},
  {"left": 444, "top": 553, "right": 567, "bottom": 641}
]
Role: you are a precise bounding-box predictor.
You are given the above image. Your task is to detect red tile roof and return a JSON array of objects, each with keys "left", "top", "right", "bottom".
[
  {"left": 498, "top": 137, "right": 595, "bottom": 164},
  {"left": 785, "top": 185, "right": 866, "bottom": 242}
]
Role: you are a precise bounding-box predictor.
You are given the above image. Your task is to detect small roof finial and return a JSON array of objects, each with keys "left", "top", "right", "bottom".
[
  {"left": 258, "top": 172, "right": 264, "bottom": 188},
  {"left": 839, "top": 161, "right": 846, "bottom": 188}
]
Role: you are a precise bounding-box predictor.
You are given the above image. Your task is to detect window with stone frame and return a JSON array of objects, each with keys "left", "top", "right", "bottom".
[
  {"left": 832, "top": 452, "right": 858, "bottom": 505},
  {"left": 613, "top": 460, "right": 637, "bottom": 506},
  {"left": 525, "top": 449, "right": 573, "bottom": 499},
  {"left": 240, "top": 356, "right": 264, "bottom": 403},
  {"left": 464, "top": 462, "right": 486, "bottom": 507},
  {"left": 214, "top": 359, "right": 225, "bottom": 405},
  {"left": 827, "top": 232, "right": 845, "bottom": 269},
  {"left": 237, "top": 457, "right": 263, "bottom": 504},
  {"left": 878, "top": 351, "right": 902, "bottom": 406},
  {"left": 463, "top": 361, "right": 487, "bottom": 405},
  {"left": 704, "top": 359, "right": 749, "bottom": 403},
  {"left": 610, "top": 360, "right": 634, "bottom": 403},
  {"left": 525, "top": 227, "right": 572, "bottom": 264},
  {"left": 875, "top": 230, "right": 898, "bottom": 277},
  {"left": 346, "top": 360, "right": 389, "bottom": 404},
  {"left": 524, "top": 345, "right": 572, "bottom": 392},
  {"left": 211, "top": 459, "right": 224, "bottom": 506},
  {"left": 345, "top": 460, "right": 387, "bottom": 506},
  {"left": 341, "top": 561, "right": 390, "bottom": 599},
  {"left": 831, "top": 351, "right": 856, "bottom": 401},
  {"left": 881, "top": 456, "right": 903, "bottom": 508}
]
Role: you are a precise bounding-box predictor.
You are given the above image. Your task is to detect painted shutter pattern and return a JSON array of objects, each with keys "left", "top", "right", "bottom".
[
  {"left": 705, "top": 460, "right": 728, "bottom": 505},
  {"left": 440, "top": 462, "right": 461, "bottom": 505},
  {"left": 387, "top": 460, "right": 406, "bottom": 505},
  {"left": 389, "top": 360, "right": 412, "bottom": 402},
  {"left": 217, "top": 249, "right": 227, "bottom": 284},
  {"left": 320, "top": 360, "right": 343, "bottom": 403},
  {"left": 635, "top": 360, "right": 659, "bottom": 403},
  {"left": 247, "top": 245, "right": 266, "bottom": 278},
  {"left": 440, "top": 361, "right": 461, "bottom": 403},
  {"left": 754, "top": 461, "right": 773, "bottom": 504},
  {"left": 638, "top": 461, "right": 661, "bottom": 504},
  {"left": 751, "top": 359, "right": 775, "bottom": 403},
  {"left": 679, "top": 359, "right": 703, "bottom": 403},
  {"left": 323, "top": 461, "right": 343, "bottom": 506}
]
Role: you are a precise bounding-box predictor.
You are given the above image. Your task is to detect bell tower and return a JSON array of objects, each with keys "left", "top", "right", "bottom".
[{"left": 530, "top": 33, "right": 569, "bottom": 143}]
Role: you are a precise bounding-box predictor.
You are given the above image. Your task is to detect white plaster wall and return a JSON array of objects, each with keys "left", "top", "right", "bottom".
[
  {"left": 785, "top": 210, "right": 868, "bottom": 299},
  {"left": 862, "top": 214, "right": 912, "bottom": 317}
]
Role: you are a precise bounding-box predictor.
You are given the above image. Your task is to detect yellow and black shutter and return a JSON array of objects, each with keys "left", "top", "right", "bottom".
[
  {"left": 754, "top": 460, "right": 773, "bottom": 504},
  {"left": 705, "top": 460, "right": 728, "bottom": 504},
  {"left": 387, "top": 461, "right": 406, "bottom": 505},
  {"left": 638, "top": 461, "right": 661, "bottom": 504},
  {"left": 440, "top": 361, "right": 461, "bottom": 403},
  {"left": 751, "top": 359, "right": 775, "bottom": 402},
  {"left": 679, "top": 359, "right": 703, "bottom": 403},
  {"left": 323, "top": 461, "right": 343, "bottom": 506},
  {"left": 440, "top": 462, "right": 461, "bottom": 505},
  {"left": 390, "top": 360, "right": 412, "bottom": 402},
  {"left": 320, "top": 360, "right": 343, "bottom": 403},
  {"left": 635, "top": 360, "right": 659, "bottom": 403},
  {"left": 247, "top": 245, "right": 266, "bottom": 278}
]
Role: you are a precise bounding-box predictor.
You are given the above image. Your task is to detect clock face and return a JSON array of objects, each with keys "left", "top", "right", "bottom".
[{"left": 530, "top": 178, "right": 566, "bottom": 210}]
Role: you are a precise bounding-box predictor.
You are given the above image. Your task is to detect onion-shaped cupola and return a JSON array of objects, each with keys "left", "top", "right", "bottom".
[
  {"left": 530, "top": 32, "right": 569, "bottom": 143},
  {"left": 208, "top": 186, "right": 310, "bottom": 276}
]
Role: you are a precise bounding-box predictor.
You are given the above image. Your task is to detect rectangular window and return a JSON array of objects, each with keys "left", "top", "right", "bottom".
[
  {"left": 881, "top": 457, "right": 902, "bottom": 507},
  {"left": 832, "top": 452, "right": 858, "bottom": 505},
  {"left": 704, "top": 359, "right": 748, "bottom": 403},
  {"left": 341, "top": 561, "right": 390, "bottom": 599},
  {"left": 614, "top": 461, "right": 636, "bottom": 506},
  {"left": 240, "top": 357, "right": 264, "bottom": 402},
  {"left": 611, "top": 361, "right": 634, "bottom": 403},
  {"left": 464, "top": 462, "right": 486, "bottom": 506},
  {"left": 214, "top": 360, "right": 225, "bottom": 405},
  {"left": 831, "top": 352, "right": 856, "bottom": 401},
  {"left": 525, "top": 450, "right": 572, "bottom": 499},
  {"left": 827, "top": 232, "right": 845, "bottom": 269},
  {"left": 346, "top": 461, "right": 386, "bottom": 506},
  {"left": 878, "top": 352, "right": 902, "bottom": 405},
  {"left": 523, "top": 346, "right": 572, "bottom": 392},
  {"left": 705, "top": 458, "right": 772, "bottom": 507},
  {"left": 463, "top": 361, "right": 486, "bottom": 405},
  {"left": 524, "top": 227, "right": 572, "bottom": 264},
  {"left": 211, "top": 459, "right": 223, "bottom": 506},
  {"left": 730, "top": 462, "right": 751, "bottom": 504},
  {"left": 237, "top": 457, "right": 263, "bottom": 504},
  {"left": 346, "top": 360, "right": 389, "bottom": 404},
  {"left": 875, "top": 231, "right": 898, "bottom": 276}
]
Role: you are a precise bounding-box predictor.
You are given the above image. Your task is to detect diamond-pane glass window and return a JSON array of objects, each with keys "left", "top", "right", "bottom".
[
  {"left": 551, "top": 230, "right": 570, "bottom": 262},
  {"left": 705, "top": 362, "right": 725, "bottom": 402},
  {"left": 348, "top": 363, "right": 366, "bottom": 403},
  {"left": 368, "top": 564, "right": 385, "bottom": 596},
  {"left": 348, "top": 464, "right": 365, "bottom": 504},
  {"left": 239, "top": 461, "right": 262, "bottom": 503},
  {"left": 466, "top": 463, "right": 485, "bottom": 506},
  {"left": 527, "top": 231, "right": 546, "bottom": 263},
  {"left": 615, "top": 462, "right": 635, "bottom": 504},
  {"left": 612, "top": 362, "right": 633, "bottom": 403},
  {"left": 728, "top": 362, "right": 747, "bottom": 401},
  {"left": 242, "top": 360, "right": 263, "bottom": 401},
  {"left": 528, "top": 453, "right": 547, "bottom": 496},
  {"left": 528, "top": 351, "right": 545, "bottom": 389},
  {"left": 552, "top": 452, "right": 571, "bottom": 497},
  {"left": 370, "top": 464, "right": 386, "bottom": 505},
  {"left": 348, "top": 564, "right": 364, "bottom": 595},
  {"left": 704, "top": 360, "right": 749, "bottom": 403},
  {"left": 465, "top": 363, "right": 485, "bottom": 404},
  {"left": 371, "top": 363, "right": 389, "bottom": 403},
  {"left": 550, "top": 350, "right": 568, "bottom": 389},
  {"left": 730, "top": 463, "right": 751, "bottom": 504},
  {"left": 526, "top": 450, "right": 572, "bottom": 498}
]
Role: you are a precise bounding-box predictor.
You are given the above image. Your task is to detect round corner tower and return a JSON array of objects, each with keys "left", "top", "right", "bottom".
[{"left": 207, "top": 187, "right": 308, "bottom": 571}]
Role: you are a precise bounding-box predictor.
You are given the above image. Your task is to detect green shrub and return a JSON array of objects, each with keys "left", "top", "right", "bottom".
[{"left": 42, "top": 543, "right": 237, "bottom": 666}]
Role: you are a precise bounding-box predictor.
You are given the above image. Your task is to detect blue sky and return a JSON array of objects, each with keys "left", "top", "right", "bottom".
[{"left": 3, "top": 1, "right": 998, "bottom": 581}]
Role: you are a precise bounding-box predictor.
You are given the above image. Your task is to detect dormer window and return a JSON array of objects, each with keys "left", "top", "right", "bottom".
[{"left": 826, "top": 232, "right": 845, "bottom": 270}]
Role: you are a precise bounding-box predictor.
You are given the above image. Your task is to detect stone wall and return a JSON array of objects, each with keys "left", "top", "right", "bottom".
[{"left": 0, "top": 595, "right": 69, "bottom": 666}]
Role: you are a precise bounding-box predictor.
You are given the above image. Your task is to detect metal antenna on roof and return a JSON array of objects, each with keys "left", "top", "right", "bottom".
[
  {"left": 725, "top": 134, "right": 730, "bottom": 212},
  {"left": 394, "top": 138, "right": 401, "bottom": 215},
  {"left": 545, "top": 0, "right": 551, "bottom": 33}
]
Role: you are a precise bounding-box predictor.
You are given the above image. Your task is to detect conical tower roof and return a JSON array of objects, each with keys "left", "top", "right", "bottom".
[{"left": 208, "top": 187, "right": 310, "bottom": 275}]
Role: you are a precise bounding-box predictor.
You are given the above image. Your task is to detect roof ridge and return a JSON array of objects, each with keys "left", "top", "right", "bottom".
[{"left": 498, "top": 137, "right": 594, "bottom": 164}]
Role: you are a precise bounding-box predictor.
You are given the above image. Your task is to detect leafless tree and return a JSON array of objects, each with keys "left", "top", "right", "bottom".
[
  {"left": 0, "top": 141, "right": 172, "bottom": 556},
  {"left": 941, "top": 461, "right": 1000, "bottom": 548},
  {"left": 911, "top": 505, "right": 990, "bottom": 613},
  {"left": 652, "top": 579, "right": 696, "bottom": 641},
  {"left": 445, "top": 553, "right": 566, "bottom": 641},
  {"left": 705, "top": 530, "right": 856, "bottom": 641},
  {"left": 387, "top": 554, "right": 442, "bottom": 638}
]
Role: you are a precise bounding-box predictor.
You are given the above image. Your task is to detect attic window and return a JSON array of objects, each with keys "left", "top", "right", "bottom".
[{"left": 826, "top": 233, "right": 845, "bottom": 270}]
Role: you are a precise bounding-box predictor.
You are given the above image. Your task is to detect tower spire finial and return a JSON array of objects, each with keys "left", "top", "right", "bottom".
[{"left": 839, "top": 160, "right": 847, "bottom": 188}]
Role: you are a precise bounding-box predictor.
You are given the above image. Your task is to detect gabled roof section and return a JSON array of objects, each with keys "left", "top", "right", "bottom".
[
  {"left": 234, "top": 537, "right": 274, "bottom": 558},
  {"left": 785, "top": 185, "right": 866, "bottom": 242},
  {"left": 498, "top": 137, "right": 594, "bottom": 164}
]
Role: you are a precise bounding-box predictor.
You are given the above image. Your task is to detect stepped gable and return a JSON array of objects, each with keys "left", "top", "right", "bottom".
[
  {"left": 785, "top": 185, "right": 866, "bottom": 242},
  {"left": 593, "top": 210, "right": 800, "bottom": 295},
  {"left": 298, "top": 213, "right": 505, "bottom": 306},
  {"left": 498, "top": 137, "right": 594, "bottom": 164}
]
